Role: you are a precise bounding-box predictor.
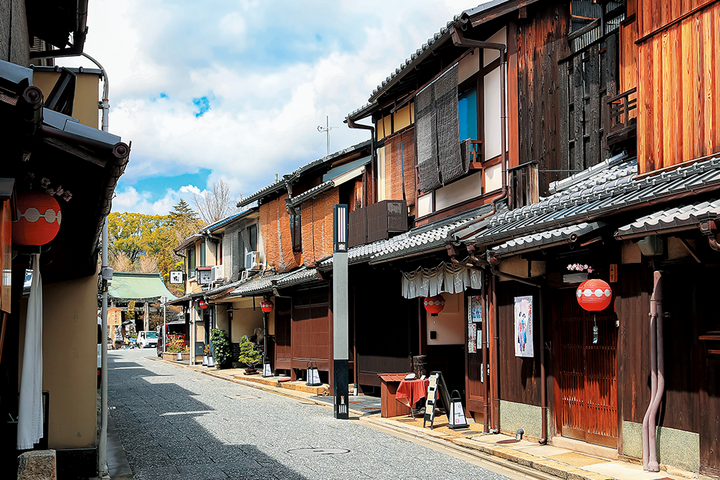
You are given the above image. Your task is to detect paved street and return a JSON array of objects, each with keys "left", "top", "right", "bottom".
[{"left": 108, "top": 349, "right": 515, "bottom": 480}]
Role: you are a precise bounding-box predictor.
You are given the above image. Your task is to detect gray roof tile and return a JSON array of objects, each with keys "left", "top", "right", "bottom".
[
  {"left": 466, "top": 156, "right": 720, "bottom": 246},
  {"left": 615, "top": 198, "right": 720, "bottom": 238}
]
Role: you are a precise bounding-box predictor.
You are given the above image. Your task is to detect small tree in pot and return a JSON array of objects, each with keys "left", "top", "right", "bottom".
[
  {"left": 237, "top": 335, "right": 261, "bottom": 375},
  {"left": 210, "top": 328, "right": 232, "bottom": 369}
]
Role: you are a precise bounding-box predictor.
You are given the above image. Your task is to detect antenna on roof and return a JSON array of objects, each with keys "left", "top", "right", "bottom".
[{"left": 317, "top": 116, "right": 338, "bottom": 155}]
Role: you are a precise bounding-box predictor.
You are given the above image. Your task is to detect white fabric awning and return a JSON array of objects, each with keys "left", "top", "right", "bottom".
[{"left": 401, "top": 261, "right": 482, "bottom": 299}]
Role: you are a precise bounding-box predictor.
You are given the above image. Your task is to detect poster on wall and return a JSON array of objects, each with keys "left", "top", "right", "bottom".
[
  {"left": 468, "top": 323, "right": 477, "bottom": 353},
  {"left": 514, "top": 296, "right": 534, "bottom": 358},
  {"left": 469, "top": 296, "right": 482, "bottom": 323}
]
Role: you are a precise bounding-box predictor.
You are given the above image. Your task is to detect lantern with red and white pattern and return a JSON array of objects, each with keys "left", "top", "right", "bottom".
[
  {"left": 260, "top": 299, "right": 273, "bottom": 313},
  {"left": 12, "top": 190, "right": 62, "bottom": 245},
  {"left": 423, "top": 295, "right": 445, "bottom": 316},
  {"left": 576, "top": 279, "right": 612, "bottom": 311}
]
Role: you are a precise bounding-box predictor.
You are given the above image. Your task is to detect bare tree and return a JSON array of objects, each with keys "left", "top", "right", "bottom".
[
  {"left": 139, "top": 255, "right": 158, "bottom": 273},
  {"left": 110, "top": 252, "right": 133, "bottom": 273},
  {"left": 192, "top": 179, "right": 238, "bottom": 224}
]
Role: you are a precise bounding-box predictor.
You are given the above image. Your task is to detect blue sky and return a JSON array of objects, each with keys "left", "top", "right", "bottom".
[{"left": 61, "top": 0, "right": 483, "bottom": 215}]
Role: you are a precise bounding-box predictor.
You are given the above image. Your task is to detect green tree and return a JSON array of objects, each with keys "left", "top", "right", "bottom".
[{"left": 238, "top": 335, "right": 261, "bottom": 365}]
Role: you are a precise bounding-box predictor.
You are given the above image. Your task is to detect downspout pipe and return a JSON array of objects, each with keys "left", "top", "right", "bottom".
[
  {"left": 81, "top": 51, "right": 111, "bottom": 480},
  {"left": 643, "top": 271, "right": 664, "bottom": 472},
  {"left": 489, "top": 263, "right": 548, "bottom": 445},
  {"left": 346, "top": 118, "right": 376, "bottom": 205},
  {"left": 448, "top": 29, "right": 509, "bottom": 240}
]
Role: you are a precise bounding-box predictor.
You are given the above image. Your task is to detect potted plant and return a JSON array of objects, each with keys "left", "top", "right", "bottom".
[
  {"left": 210, "top": 328, "right": 232, "bottom": 369},
  {"left": 237, "top": 335, "right": 261, "bottom": 375}
]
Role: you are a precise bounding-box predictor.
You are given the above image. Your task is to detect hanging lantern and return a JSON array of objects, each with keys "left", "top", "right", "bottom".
[
  {"left": 576, "top": 279, "right": 612, "bottom": 311},
  {"left": 260, "top": 299, "right": 274, "bottom": 313},
  {"left": 12, "top": 190, "right": 62, "bottom": 245},
  {"left": 198, "top": 299, "right": 208, "bottom": 310},
  {"left": 423, "top": 295, "right": 445, "bottom": 316}
]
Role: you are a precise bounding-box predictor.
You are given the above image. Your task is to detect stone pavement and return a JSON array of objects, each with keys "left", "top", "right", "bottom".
[
  {"left": 107, "top": 350, "right": 515, "bottom": 480},
  {"left": 151, "top": 354, "right": 701, "bottom": 480}
]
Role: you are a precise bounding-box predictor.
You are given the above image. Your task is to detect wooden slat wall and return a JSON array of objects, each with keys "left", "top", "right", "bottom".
[
  {"left": 638, "top": 0, "right": 711, "bottom": 39},
  {"left": 497, "top": 283, "right": 542, "bottom": 406},
  {"left": 637, "top": 1, "right": 720, "bottom": 173},
  {"left": 516, "top": 2, "right": 571, "bottom": 197},
  {"left": 619, "top": 0, "right": 638, "bottom": 115}
]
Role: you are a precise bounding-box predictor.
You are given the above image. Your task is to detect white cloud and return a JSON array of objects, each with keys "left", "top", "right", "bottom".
[{"left": 63, "top": 0, "right": 491, "bottom": 214}]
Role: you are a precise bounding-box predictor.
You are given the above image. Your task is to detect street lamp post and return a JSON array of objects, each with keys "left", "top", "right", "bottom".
[
  {"left": 332, "top": 204, "right": 349, "bottom": 419},
  {"left": 161, "top": 296, "right": 167, "bottom": 353}
]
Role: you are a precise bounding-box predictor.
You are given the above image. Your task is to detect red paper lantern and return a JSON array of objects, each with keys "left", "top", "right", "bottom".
[
  {"left": 13, "top": 190, "right": 62, "bottom": 245},
  {"left": 260, "top": 299, "right": 273, "bottom": 313},
  {"left": 423, "top": 295, "right": 445, "bottom": 316},
  {"left": 576, "top": 279, "right": 612, "bottom": 311},
  {"left": 198, "top": 299, "right": 208, "bottom": 310}
]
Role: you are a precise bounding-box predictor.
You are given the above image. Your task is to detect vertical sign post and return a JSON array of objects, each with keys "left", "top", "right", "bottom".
[
  {"left": 160, "top": 296, "right": 167, "bottom": 353},
  {"left": 332, "top": 204, "right": 349, "bottom": 419}
]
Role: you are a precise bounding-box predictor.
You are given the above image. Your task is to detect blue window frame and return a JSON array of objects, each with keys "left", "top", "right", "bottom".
[{"left": 458, "top": 88, "right": 478, "bottom": 141}]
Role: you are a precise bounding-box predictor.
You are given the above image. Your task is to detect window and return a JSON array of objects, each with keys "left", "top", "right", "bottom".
[
  {"left": 458, "top": 87, "right": 478, "bottom": 141},
  {"left": 199, "top": 241, "right": 206, "bottom": 266},
  {"left": 247, "top": 224, "right": 257, "bottom": 252},
  {"left": 290, "top": 211, "right": 302, "bottom": 253},
  {"left": 188, "top": 248, "right": 196, "bottom": 277}
]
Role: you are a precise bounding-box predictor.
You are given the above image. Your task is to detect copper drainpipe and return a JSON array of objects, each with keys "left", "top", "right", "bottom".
[
  {"left": 347, "top": 118, "right": 376, "bottom": 205},
  {"left": 448, "top": 28, "right": 509, "bottom": 241},
  {"left": 643, "top": 271, "right": 664, "bottom": 471}
]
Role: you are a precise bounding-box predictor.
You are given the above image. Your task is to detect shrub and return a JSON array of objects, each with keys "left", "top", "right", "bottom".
[
  {"left": 210, "top": 328, "right": 232, "bottom": 368},
  {"left": 238, "top": 335, "right": 261, "bottom": 366}
]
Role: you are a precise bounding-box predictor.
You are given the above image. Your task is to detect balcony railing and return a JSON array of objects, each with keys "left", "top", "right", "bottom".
[
  {"left": 605, "top": 87, "right": 637, "bottom": 146},
  {"left": 348, "top": 200, "right": 408, "bottom": 248}
]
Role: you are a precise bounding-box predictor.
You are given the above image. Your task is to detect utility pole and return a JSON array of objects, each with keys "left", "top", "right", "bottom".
[
  {"left": 332, "top": 204, "right": 349, "bottom": 419},
  {"left": 317, "top": 116, "right": 338, "bottom": 156}
]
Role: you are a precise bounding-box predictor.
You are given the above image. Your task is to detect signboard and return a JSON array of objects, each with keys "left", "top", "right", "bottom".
[
  {"left": 198, "top": 269, "right": 211, "bottom": 285},
  {"left": 468, "top": 295, "right": 482, "bottom": 354},
  {"left": 514, "top": 296, "right": 534, "bottom": 357},
  {"left": 423, "top": 371, "right": 453, "bottom": 430},
  {"left": 128, "top": 300, "right": 135, "bottom": 313},
  {"left": 448, "top": 390, "right": 468, "bottom": 429},
  {"left": 169, "top": 271, "right": 183, "bottom": 284}
]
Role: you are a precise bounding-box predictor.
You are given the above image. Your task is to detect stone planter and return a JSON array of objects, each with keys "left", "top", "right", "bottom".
[{"left": 162, "top": 352, "right": 190, "bottom": 362}]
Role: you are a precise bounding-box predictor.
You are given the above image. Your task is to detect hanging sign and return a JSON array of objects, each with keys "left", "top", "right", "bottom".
[
  {"left": 128, "top": 300, "right": 135, "bottom": 313},
  {"left": 169, "top": 271, "right": 183, "bottom": 284},
  {"left": 448, "top": 389, "right": 468, "bottom": 429},
  {"left": 514, "top": 296, "right": 534, "bottom": 358}
]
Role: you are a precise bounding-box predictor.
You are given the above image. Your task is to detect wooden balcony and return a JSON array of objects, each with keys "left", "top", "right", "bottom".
[
  {"left": 605, "top": 87, "right": 637, "bottom": 147},
  {"left": 349, "top": 200, "right": 408, "bottom": 248}
]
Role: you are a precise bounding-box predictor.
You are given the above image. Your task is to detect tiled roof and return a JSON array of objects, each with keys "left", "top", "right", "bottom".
[
  {"left": 466, "top": 156, "right": 720, "bottom": 247},
  {"left": 318, "top": 203, "right": 493, "bottom": 269},
  {"left": 615, "top": 198, "right": 720, "bottom": 239},
  {"left": 548, "top": 152, "right": 632, "bottom": 195},
  {"left": 286, "top": 181, "right": 334, "bottom": 209},
  {"left": 237, "top": 140, "right": 371, "bottom": 208},
  {"left": 228, "top": 267, "right": 321, "bottom": 296},
  {"left": 490, "top": 222, "right": 604, "bottom": 258}
]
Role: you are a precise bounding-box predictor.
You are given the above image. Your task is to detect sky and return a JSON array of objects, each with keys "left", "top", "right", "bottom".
[{"left": 60, "top": 0, "right": 485, "bottom": 216}]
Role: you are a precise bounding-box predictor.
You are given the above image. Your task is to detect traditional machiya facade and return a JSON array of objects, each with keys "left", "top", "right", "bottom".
[
  {"left": 332, "top": 0, "right": 720, "bottom": 475},
  {"left": 171, "top": 208, "right": 265, "bottom": 364},
  {"left": 0, "top": 1, "right": 131, "bottom": 477}
]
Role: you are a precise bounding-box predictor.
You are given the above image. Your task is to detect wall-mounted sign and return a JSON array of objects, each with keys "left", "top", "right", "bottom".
[
  {"left": 514, "top": 296, "right": 534, "bottom": 358},
  {"left": 169, "top": 271, "right": 183, "bottom": 284}
]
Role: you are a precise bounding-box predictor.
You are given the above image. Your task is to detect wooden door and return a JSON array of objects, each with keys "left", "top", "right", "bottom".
[
  {"left": 291, "top": 286, "right": 330, "bottom": 371},
  {"left": 554, "top": 289, "right": 618, "bottom": 448},
  {"left": 466, "top": 294, "right": 487, "bottom": 416},
  {"left": 274, "top": 297, "right": 292, "bottom": 370}
]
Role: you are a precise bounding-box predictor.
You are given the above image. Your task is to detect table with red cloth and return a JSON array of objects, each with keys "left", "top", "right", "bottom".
[{"left": 394, "top": 378, "right": 430, "bottom": 409}]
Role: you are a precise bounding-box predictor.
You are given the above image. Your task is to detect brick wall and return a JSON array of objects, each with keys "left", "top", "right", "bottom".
[
  {"left": 300, "top": 188, "right": 339, "bottom": 266},
  {"left": 259, "top": 194, "right": 301, "bottom": 273},
  {"left": 383, "top": 128, "right": 416, "bottom": 206}
]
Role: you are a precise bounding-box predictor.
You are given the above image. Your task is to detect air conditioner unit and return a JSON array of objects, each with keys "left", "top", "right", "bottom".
[
  {"left": 210, "top": 265, "right": 225, "bottom": 283},
  {"left": 245, "top": 251, "right": 260, "bottom": 270}
]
